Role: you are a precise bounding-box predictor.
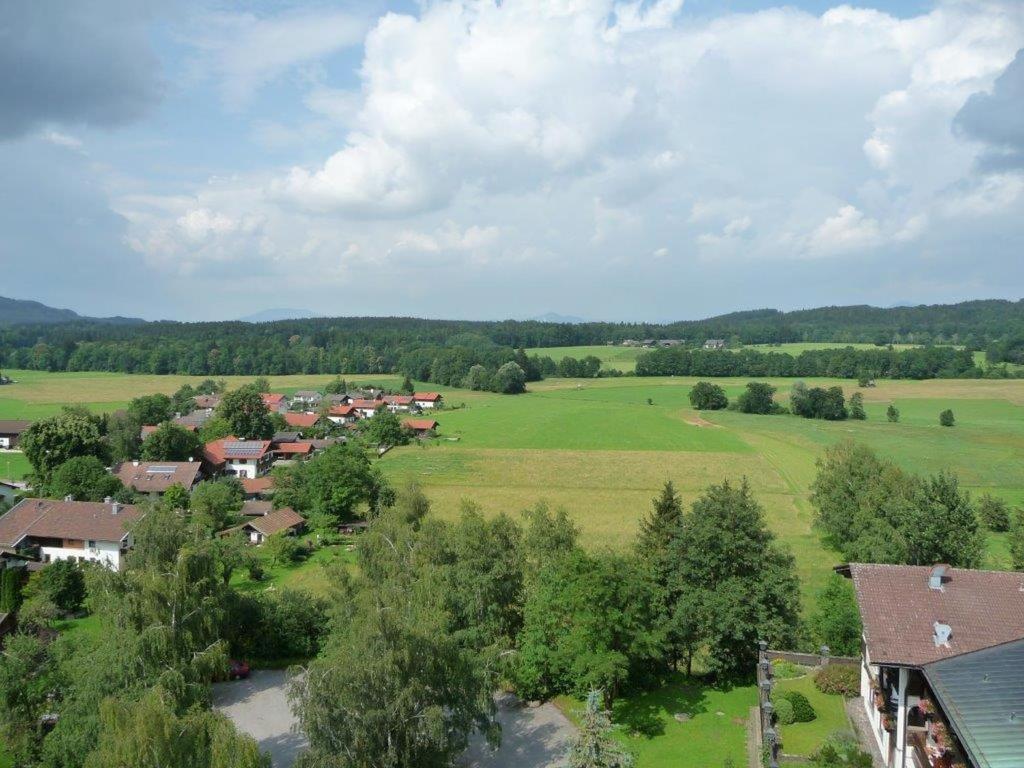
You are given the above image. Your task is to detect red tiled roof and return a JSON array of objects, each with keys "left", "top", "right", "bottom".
[
  {"left": 403, "top": 419, "right": 438, "bottom": 431},
  {"left": 141, "top": 425, "right": 159, "bottom": 439},
  {"left": 275, "top": 442, "right": 313, "bottom": 455},
  {"left": 194, "top": 395, "right": 221, "bottom": 409},
  {"left": 241, "top": 477, "right": 274, "bottom": 495},
  {"left": 0, "top": 498, "right": 142, "bottom": 547},
  {"left": 262, "top": 393, "right": 286, "bottom": 406},
  {"left": 850, "top": 563, "right": 1024, "bottom": 667},
  {"left": 384, "top": 395, "right": 414, "bottom": 405},
  {"left": 245, "top": 507, "right": 305, "bottom": 536},
  {"left": 114, "top": 461, "right": 201, "bottom": 493},
  {"left": 351, "top": 399, "right": 380, "bottom": 409},
  {"left": 283, "top": 413, "right": 321, "bottom": 428},
  {"left": 328, "top": 405, "right": 356, "bottom": 416},
  {"left": 413, "top": 392, "right": 442, "bottom": 401}
]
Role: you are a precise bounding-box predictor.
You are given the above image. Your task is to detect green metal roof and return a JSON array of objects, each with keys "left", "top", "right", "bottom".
[{"left": 924, "top": 638, "right": 1024, "bottom": 768}]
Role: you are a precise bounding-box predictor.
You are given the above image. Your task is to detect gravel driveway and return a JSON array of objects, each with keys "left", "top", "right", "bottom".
[
  {"left": 213, "top": 670, "right": 307, "bottom": 768},
  {"left": 214, "top": 675, "right": 574, "bottom": 768},
  {"left": 461, "top": 693, "right": 575, "bottom": 768}
]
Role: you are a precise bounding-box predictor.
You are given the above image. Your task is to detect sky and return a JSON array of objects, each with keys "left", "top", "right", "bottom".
[{"left": 1, "top": 0, "right": 1022, "bottom": 322}]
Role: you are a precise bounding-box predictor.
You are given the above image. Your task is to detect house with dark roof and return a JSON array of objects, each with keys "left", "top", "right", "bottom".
[
  {"left": 193, "top": 394, "right": 222, "bottom": 410},
  {"left": 223, "top": 504, "right": 305, "bottom": 545},
  {"left": 845, "top": 563, "right": 1024, "bottom": 768},
  {"left": 113, "top": 460, "right": 202, "bottom": 496},
  {"left": 0, "top": 498, "right": 143, "bottom": 571},
  {"left": 0, "top": 420, "right": 31, "bottom": 449}
]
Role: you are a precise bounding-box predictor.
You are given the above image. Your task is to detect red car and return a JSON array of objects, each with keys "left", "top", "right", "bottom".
[{"left": 228, "top": 659, "right": 250, "bottom": 680}]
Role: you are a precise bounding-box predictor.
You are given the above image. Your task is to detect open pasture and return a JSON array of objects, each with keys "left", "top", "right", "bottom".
[{"left": 3, "top": 370, "right": 1022, "bottom": 604}]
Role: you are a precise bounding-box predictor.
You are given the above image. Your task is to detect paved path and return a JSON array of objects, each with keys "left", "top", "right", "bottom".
[
  {"left": 845, "top": 697, "right": 885, "bottom": 768},
  {"left": 213, "top": 670, "right": 307, "bottom": 768},
  {"left": 214, "top": 676, "right": 575, "bottom": 768},
  {"left": 461, "top": 693, "right": 575, "bottom": 768}
]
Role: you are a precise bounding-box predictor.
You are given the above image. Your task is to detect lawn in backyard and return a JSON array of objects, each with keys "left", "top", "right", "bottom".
[
  {"left": 229, "top": 541, "right": 357, "bottom": 596},
  {"left": 0, "top": 451, "right": 31, "bottom": 481},
  {"left": 556, "top": 674, "right": 756, "bottom": 768},
  {"left": 773, "top": 672, "right": 851, "bottom": 757}
]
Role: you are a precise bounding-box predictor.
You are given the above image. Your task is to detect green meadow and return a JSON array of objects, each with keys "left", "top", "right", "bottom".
[{"left": 2, "top": 368, "right": 1023, "bottom": 607}]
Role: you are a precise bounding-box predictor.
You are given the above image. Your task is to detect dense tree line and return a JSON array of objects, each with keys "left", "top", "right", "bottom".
[
  {"left": 3, "top": 299, "right": 1023, "bottom": 378},
  {"left": 635, "top": 345, "right": 979, "bottom": 380},
  {"left": 810, "top": 441, "right": 985, "bottom": 567}
]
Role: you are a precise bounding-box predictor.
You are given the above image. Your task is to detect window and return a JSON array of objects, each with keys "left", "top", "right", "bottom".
[{"left": 87, "top": 540, "right": 96, "bottom": 549}]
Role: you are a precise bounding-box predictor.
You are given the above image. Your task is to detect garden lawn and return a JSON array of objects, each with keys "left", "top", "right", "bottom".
[
  {"left": 229, "top": 542, "right": 357, "bottom": 597},
  {"left": 0, "top": 452, "right": 31, "bottom": 481},
  {"left": 774, "top": 673, "right": 851, "bottom": 757},
  {"left": 556, "top": 674, "right": 756, "bottom": 768}
]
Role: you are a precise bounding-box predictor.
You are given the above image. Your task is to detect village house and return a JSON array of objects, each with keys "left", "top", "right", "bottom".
[
  {"left": 236, "top": 506, "right": 305, "bottom": 545},
  {"left": 113, "top": 460, "right": 202, "bottom": 496},
  {"left": 326, "top": 404, "right": 358, "bottom": 424},
  {"left": 0, "top": 420, "right": 31, "bottom": 449},
  {"left": 261, "top": 393, "right": 289, "bottom": 413},
  {"left": 351, "top": 399, "right": 382, "bottom": 419},
  {"left": 204, "top": 438, "right": 274, "bottom": 479},
  {"left": 413, "top": 392, "right": 443, "bottom": 409},
  {"left": 282, "top": 412, "right": 324, "bottom": 431},
  {"left": 383, "top": 394, "right": 415, "bottom": 413},
  {"left": 844, "top": 563, "right": 1024, "bottom": 768},
  {"left": 174, "top": 410, "right": 212, "bottom": 429},
  {"left": 240, "top": 476, "right": 274, "bottom": 499},
  {"left": 273, "top": 442, "right": 314, "bottom": 460},
  {"left": 194, "top": 394, "right": 222, "bottom": 410},
  {"left": 0, "top": 497, "right": 142, "bottom": 571},
  {"left": 403, "top": 418, "right": 438, "bottom": 438},
  {"left": 291, "top": 390, "right": 323, "bottom": 408},
  {"left": 703, "top": 338, "right": 727, "bottom": 350}
]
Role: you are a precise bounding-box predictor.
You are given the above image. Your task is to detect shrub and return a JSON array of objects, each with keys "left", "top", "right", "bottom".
[
  {"left": 886, "top": 404, "right": 899, "bottom": 422},
  {"left": 689, "top": 381, "right": 728, "bottom": 410},
  {"left": 780, "top": 690, "right": 816, "bottom": 722},
  {"left": 977, "top": 494, "right": 1011, "bottom": 532},
  {"left": 810, "top": 732, "right": 873, "bottom": 767},
  {"left": 814, "top": 664, "right": 860, "bottom": 697},
  {"left": 939, "top": 409, "right": 955, "bottom": 427},
  {"left": 771, "top": 660, "right": 805, "bottom": 679},
  {"left": 773, "top": 696, "right": 796, "bottom": 725}
]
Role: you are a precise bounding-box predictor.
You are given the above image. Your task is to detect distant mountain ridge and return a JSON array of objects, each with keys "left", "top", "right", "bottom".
[
  {"left": 0, "top": 296, "right": 142, "bottom": 326},
  {"left": 530, "top": 312, "right": 586, "bottom": 324},
  {"left": 238, "top": 308, "right": 317, "bottom": 323}
]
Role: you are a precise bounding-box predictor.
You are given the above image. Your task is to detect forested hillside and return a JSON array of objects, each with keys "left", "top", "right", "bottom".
[{"left": 1, "top": 299, "right": 1022, "bottom": 378}]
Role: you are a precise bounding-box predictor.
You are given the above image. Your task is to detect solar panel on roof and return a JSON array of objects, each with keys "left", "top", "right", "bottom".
[
  {"left": 147, "top": 466, "right": 177, "bottom": 474},
  {"left": 224, "top": 441, "right": 266, "bottom": 457}
]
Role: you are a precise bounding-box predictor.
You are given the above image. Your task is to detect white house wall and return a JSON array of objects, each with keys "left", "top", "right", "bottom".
[{"left": 40, "top": 539, "right": 125, "bottom": 571}]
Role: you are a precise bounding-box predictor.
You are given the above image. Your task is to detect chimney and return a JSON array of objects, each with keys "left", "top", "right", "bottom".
[
  {"left": 111, "top": 501, "right": 122, "bottom": 515},
  {"left": 103, "top": 496, "right": 113, "bottom": 504},
  {"left": 929, "top": 564, "right": 948, "bottom": 591},
  {"left": 64, "top": 495, "right": 74, "bottom": 502},
  {"left": 132, "top": 460, "right": 139, "bottom": 467},
  {"left": 188, "top": 456, "right": 194, "bottom": 463}
]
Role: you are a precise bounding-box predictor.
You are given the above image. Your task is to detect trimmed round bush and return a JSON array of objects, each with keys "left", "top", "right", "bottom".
[
  {"left": 782, "top": 690, "right": 817, "bottom": 722},
  {"left": 814, "top": 664, "right": 860, "bottom": 697},
  {"left": 773, "top": 696, "right": 796, "bottom": 725}
]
